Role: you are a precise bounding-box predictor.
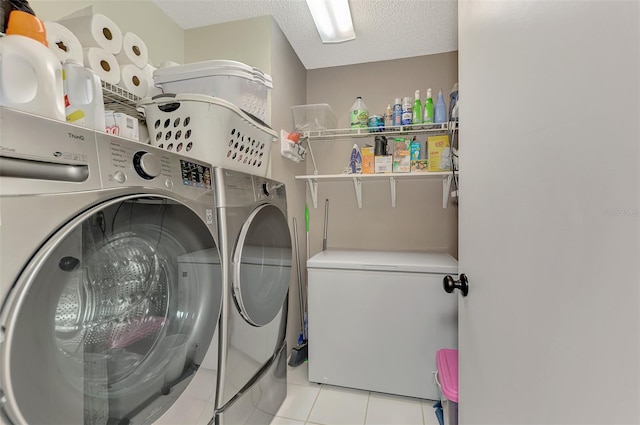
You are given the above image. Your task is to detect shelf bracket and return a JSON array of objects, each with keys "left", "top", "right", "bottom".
[
  {"left": 352, "top": 177, "right": 363, "bottom": 208},
  {"left": 390, "top": 177, "right": 397, "bottom": 208},
  {"left": 442, "top": 174, "right": 453, "bottom": 208},
  {"left": 307, "top": 179, "right": 319, "bottom": 209}
]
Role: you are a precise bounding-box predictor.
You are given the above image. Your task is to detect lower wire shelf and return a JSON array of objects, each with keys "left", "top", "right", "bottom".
[{"left": 295, "top": 172, "right": 455, "bottom": 209}]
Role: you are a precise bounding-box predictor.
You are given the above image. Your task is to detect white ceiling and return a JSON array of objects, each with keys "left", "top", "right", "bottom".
[{"left": 151, "top": 0, "right": 458, "bottom": 69}]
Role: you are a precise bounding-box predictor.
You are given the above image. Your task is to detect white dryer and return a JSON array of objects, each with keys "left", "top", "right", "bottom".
[
  {"left": 0, "top": 107, "right": 223, "bottom": 425},
  {"left": 213, "top": 168, "right": 291, "bottom": 425}
]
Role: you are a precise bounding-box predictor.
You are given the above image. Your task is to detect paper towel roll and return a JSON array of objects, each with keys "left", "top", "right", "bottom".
[
  {"left": 119, "top": 64, "right": 148, "bottom": 98},
  {"left": 83, "top": 47, "right": 120, "bottom": 85},
  {"left": 116, "top": 32, "right": 148, "bottom": 69},
  {"left": 142, "top": 64, "right": 162, "bottom": 97},
  {"left": 45, "top": 22, "right": 84, "bottom": 65},
  {"left": 59, "top": 13, "right": 122, "bottom": 55}
]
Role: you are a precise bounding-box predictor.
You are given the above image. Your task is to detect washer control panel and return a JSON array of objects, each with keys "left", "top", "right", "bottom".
[{"left": 96, "top": 133, "right": 213, "bottom": 200}]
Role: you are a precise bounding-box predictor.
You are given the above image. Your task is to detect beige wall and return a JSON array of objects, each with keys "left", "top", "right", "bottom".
[
  {"left": 268, "top": 19, "right": 308, "bottom": 356},
  {"left": 184, "top": 16, "right": 271, "bottom": 71},
  {"left": 29, "top": 0, "right": 184, "bottom": 65},
  {"left": 306, "top": 52, "right": 459, "bottom": 259}
]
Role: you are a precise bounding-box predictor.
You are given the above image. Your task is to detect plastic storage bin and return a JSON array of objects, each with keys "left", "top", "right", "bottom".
[
  {"left": 436, "top": 349, "right": 458, "bottom": 425},
  {"left": 291, "top": 104, "right": 337, "bottom": 131},
  {"left": 139, "top": 93, "right": 277, "bottom": 177},
  {"left": 153, "top": 60, "right": 272, "bottom": 124}
]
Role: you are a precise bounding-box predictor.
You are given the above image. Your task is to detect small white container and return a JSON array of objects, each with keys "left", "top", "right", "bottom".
[
  {"left": 62, "top": 60, "right": 106, "bottom": 131},
  {"left": 139, "top": 93, "right": 277, "bottom": 176},
  {"left": 291, "top": 103, "right": 337, "bottom": 131},
  {"left": 153, "top": 60, "right": 272, "bottom": 124}
]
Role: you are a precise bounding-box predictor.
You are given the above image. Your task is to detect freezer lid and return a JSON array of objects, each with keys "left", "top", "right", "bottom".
[{"left": 307, "top": 249, "right": 458, "bottom": 274}]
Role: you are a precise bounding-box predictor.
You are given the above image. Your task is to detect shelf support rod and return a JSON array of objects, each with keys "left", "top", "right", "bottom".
[
  {"left": 301, "top": 134, "right": 319, "bottom": 175},
  {"left": 352, "top": 177, "right": 363, "bottom": 208},
  {"left": 442, "top": 174, "right": 453, "bottom": 209},
  {"left": 390, "top": 177, "right": 397, "bottom": 208},
  {"left": 307, "top": 179, "right": 319, "bottom": 209}
]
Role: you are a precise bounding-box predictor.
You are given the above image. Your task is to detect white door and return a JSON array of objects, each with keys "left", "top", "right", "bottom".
[{"left": 458, "top": 1, "right": 640, "bottom": 423}]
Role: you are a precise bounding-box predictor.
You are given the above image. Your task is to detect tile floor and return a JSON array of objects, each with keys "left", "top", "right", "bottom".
[{"left": 272, "top": 362, "right": 440, "bottom": 425}]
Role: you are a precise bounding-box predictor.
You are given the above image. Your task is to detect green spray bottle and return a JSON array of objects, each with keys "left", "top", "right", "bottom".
[
  {"left": 412, "top": 90, "right": 422, "bottom": 124},
  {"left": 423, "top": 88, "right": 434, "bottom": 124}
]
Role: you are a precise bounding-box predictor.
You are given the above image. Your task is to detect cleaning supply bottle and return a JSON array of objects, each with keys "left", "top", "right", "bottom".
[
  {"left": 412, "top": 90, "right": 422, "bottom": 125},
  {"left": 63, "top": 59, "right": 106, "bottom": 131},
  {"left": 423, "top": 88, "right": 434, "bottom": 124},
  {"left": 384, "top": 103, "right": 393, "bottom": 129},
  {"left": 0, "top": 11, "right": 65, "bottom": 121},
  {"left": 401, "top": 96, "right": 412, "bottom": 126},
  {"left": 350, "top": 96, "right": 368, "bottom": 129},
  {"left": 434, "top": 89, "right": 447, "bottom": 123},
  {"left": 392, "top": 97, "right": 402, "bottom": 127}
]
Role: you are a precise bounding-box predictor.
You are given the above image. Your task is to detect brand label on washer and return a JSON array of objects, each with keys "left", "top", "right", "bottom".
[{"left": 205, "top": 209, "right": 213, "bottom": 224}]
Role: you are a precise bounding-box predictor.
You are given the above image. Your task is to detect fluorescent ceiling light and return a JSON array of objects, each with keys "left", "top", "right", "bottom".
[{"left": 306, "top": 0, "right": 355, "bottom": 43}]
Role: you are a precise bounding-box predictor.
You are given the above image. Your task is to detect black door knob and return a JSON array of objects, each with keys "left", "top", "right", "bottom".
[{"left": 443, "top": 274, "right": 469, "bottom": 297}]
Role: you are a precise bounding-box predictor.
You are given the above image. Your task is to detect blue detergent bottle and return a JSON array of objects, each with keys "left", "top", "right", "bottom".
[{"left": 434, "top": 89, "right": 447, "bottom": 124}]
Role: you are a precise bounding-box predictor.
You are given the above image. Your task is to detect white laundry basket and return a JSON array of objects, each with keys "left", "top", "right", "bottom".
[
  {"left": 139, "top": 93, "right": 277, "bottom": 176},
  {"left": 152, "top": 60, "right": 272, "bottom": 124}
]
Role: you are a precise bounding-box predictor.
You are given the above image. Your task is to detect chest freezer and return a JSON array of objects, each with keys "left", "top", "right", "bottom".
[{"left": 307, "top": 249, "right": 458, "bottom": 400}]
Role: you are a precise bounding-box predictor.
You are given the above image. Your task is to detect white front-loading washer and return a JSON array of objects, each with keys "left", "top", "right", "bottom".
[
  {"left": 0, "top": 107, "right": 223, "bottom": 425},
  {"left": 213, "top": 168, "right": 291, "bottom": 425}
]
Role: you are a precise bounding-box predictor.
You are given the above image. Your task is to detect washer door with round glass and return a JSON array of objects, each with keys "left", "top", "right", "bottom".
[
  {"left": 232, "top": 204, "right": 292, "bottom": 327},
  {"left": 0, "top": 195, "right": 223, "bottom": 425}
]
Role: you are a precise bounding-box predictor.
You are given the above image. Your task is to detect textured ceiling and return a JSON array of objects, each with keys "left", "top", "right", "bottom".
[{"left": 150, "top": 0, "right": 458, "bottom": 69}]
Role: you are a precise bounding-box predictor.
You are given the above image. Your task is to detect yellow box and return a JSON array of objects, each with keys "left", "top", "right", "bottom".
[
  {"left": 362, "top": 146, "right": 375, "bottom": 174},
  {"left": 427, "top": 135, "right": 451, "bottom": 172},
  {"left": 411, "top": 159, "right": 429, "bottom": 173}
]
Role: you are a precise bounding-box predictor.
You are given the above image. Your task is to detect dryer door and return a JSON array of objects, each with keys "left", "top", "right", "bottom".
[
  {"left": 0, "top": 195, "right": 223, "bottom": 425},
  {"left": 232, "top": 204, "right": 292, "bottom": 326}
]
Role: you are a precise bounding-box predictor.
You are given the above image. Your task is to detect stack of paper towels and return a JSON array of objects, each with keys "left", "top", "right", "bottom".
[{"left": 44, "top": 9, "right": 156, "bottom": 98}]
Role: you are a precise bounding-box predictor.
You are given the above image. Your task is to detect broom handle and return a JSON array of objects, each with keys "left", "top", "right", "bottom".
[{"left": 292, "top": 217, "right": 306, "bottom": 341}]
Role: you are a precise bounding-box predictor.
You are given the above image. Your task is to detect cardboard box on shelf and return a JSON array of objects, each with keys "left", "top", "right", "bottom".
[
  {"left": 411, "top": 159, "right": 429, "bottom": 173},
  {"left": 375, "top": 155, "right": 392, "bottom": 173},
  {"left": 105, "top": 111, "right": 139, "bottom": 141},
  {"left": 392, "top": 138, "right": 410, "bottom": 173},
  {"left": 362, "top": 145, "right": 375, "bottom": 174},
  {"left": 427, "top": 135, "right": 451, "bottom": 172}
]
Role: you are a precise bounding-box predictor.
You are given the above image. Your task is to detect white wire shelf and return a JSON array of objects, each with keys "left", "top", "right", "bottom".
[
  {"left": 295, "top": 171, "right": 455, "bottom": 209},
  {"left": 301, "top": 122, "right": 457, "bottom": 141},
  {"left": 101, "top": 81, "right": 143, "bottom": 118}
]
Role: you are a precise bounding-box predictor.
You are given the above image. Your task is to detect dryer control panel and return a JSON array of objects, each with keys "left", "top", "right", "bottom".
[{"left": 96, "top": 133, "right": 214, "bottom": 203}]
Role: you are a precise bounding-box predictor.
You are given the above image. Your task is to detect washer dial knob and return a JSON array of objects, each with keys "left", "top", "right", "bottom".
[{"left": 133, "top": 151, "right": 161, "bottom": 180}]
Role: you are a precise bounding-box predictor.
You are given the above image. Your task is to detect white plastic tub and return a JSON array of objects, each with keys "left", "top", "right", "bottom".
[
  {"left": 153, "top": 60, "right": 272, "bottom": 124},
  {"left": 291, "top": 104, "right": 337, "bottom": 131}
]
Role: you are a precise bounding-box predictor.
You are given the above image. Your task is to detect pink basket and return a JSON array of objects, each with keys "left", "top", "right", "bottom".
[{"left": 436, "top": 348, "right": 458, "bottom": 403}]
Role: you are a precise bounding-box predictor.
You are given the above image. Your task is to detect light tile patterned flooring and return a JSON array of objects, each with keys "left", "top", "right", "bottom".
[{"left": 272, "top": 362, "right": 440, "bottom": 425}]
